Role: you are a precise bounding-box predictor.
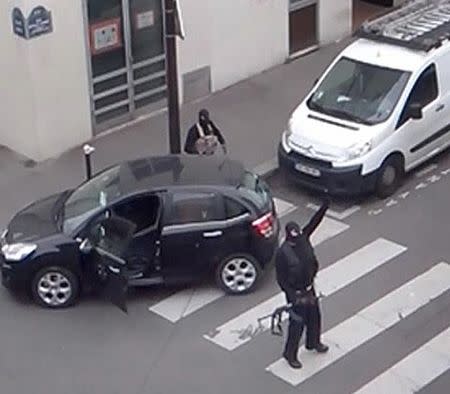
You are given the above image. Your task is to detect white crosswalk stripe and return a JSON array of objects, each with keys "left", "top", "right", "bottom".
[
  {"left": 149, "top": 285, "right": 224, "bottom": 323},
  {"left": 354, "top": 327, "right": 450, "bottom": 394},
  {"left": 204, "top": 238, "right": 404, "bottom": 351},
  {"left": 266, "top": 262, "right": 450, "bottom": 386}
]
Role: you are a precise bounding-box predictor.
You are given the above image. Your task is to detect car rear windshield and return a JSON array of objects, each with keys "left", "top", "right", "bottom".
[{"left": 238, "top": 171, "right": 271, "bottom": 211}]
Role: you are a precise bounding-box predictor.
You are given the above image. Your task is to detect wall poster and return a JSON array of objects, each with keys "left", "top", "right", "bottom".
[{"left": 89, "top": 18, "right": 122, "bottom": 55}]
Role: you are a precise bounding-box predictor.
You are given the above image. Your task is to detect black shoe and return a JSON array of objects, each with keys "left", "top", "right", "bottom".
[
  {"left": 283, "top": 354, "right": 302, "bottom": 369},
  {"left": 315, "top": 343, "right": 329, "bottom": 353}
]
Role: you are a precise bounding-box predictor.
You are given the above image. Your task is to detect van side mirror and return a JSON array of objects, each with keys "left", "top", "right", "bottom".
[{"left": 407, "top": 103, "right": 423, "bottom": 120}]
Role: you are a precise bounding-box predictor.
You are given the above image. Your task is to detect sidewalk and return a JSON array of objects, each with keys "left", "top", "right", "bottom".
[{"left": 0, "top": 39, "right": 350, "bottom": 227}]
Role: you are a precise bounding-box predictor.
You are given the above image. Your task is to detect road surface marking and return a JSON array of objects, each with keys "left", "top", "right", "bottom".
[
  {"left": 266, "top": 262, "right": 450, "bottom": 386},
  {"left": 149, "top": 286, "right": 224, "bottom": 323},
  {"left": 416, "top": 164, "right": 438, "bottom": 177},
  {"left": 273, "top": 197, "right": 297, "bottom": 217},
  {"left": 307, "top": 202, "right": 360, "bottom": 220},
  {"left": 354, "top": 326, "right": 450, "bottom": 393},
  {"left": 415, "top": 182, "right": 428, "bottom": 190},
  {"left": 204, "top": 238, "right": 404, "bottom": 351}
]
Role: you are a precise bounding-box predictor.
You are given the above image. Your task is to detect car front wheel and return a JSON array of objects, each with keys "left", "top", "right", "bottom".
[
  {"left": 31, "top": 266, "right": 80, "bottom": 309},
  {"left": 375, "top": 156, "right": 404, "bottom": 199},
  {"left": 215, "top": 254, "right": 261, "bottom": 295}
]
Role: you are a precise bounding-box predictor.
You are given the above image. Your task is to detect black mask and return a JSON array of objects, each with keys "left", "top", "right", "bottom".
[
  {"left": 285, "top": 221, "right": 301, "bottom": 243},
  {"left": 199, "top": 109, "right": 210, "bottom": 128}
]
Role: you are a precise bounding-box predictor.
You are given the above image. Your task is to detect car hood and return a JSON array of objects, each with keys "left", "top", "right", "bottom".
[
  {"left": 6, "top": 191, "right": 71, "bottom": 243},
  {"left": 289, "top": 107, "right": 372, "bottom": 161}
]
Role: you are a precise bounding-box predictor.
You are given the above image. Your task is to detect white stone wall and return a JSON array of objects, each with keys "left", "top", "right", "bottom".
[
  {"left": 318, "top": 0, "right": 352, "bottom": 45},
  {"left": 178, "top": 0, "right": 289, "bottom": 94},
  {"left": 1, "top": 0, "right": 92, "bottom": 161}
]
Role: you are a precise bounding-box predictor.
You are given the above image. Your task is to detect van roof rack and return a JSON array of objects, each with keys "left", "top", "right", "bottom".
[{"left": 354, "top": 0, "right": 450, "bottom": 52}]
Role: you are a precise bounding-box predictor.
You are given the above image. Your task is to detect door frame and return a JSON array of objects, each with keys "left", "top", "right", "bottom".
[
  {"left": 81, "top": 0, "right": 168, "bottom": 135},
  {"left": 288, "top": 0, "right": 319, "bottom": 59}
]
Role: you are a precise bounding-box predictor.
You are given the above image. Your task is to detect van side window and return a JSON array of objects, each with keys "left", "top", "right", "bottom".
[
  {"left": 398, "top": 64, "right": 438, "bottom": 128},
  {"left": 225, "top": 197, "right": 248, "bottom": 219}
]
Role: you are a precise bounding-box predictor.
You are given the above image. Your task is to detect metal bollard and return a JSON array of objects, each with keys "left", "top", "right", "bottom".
[{"left": 83, "top": 144, "right": 95, "bottom": 180}]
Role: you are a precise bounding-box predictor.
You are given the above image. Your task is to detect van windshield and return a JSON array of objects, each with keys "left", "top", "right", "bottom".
[{"left": 307, "top": 57, "right": 411, "bottom": 125}]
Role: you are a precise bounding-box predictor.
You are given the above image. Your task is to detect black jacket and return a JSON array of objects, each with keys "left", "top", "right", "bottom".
[
  {"left": 184, "top": 121, "right": 226, "bottom": 154},
  {"left": 275, "top": 200, "right": 329, "bottom": 301}
]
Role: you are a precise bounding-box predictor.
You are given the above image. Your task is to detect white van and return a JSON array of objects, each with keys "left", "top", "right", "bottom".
[{"left": 279, "top": 0, "right": 450, "bottom": 197}]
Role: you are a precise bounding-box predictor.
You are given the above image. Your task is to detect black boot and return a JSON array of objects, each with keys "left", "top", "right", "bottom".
[
  {"left": 283, "top": 352, "right": 303, "bottom": 369},
  {"left": 306, "top": 342, "right": 329, "bottom": 353}
]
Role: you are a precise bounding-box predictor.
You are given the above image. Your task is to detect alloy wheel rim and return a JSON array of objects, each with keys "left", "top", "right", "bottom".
[
  {"left": 221, "top": 258, "right": 257, "bottom": 292},
  {"left": 37, "top": 272, "right": 72, "bottom": 306}
]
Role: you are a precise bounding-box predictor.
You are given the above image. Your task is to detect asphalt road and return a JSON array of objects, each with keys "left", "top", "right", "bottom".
[{"left": 0, "top": 151, "right": 449, "bottom": 394}]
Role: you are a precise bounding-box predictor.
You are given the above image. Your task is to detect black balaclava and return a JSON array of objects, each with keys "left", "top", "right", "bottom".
[
  {"left": 199, "top": 109, "right": 210, "bottom": 129},
  {"left": 285, "top": 221, "right": 301, "bottom": 244}
]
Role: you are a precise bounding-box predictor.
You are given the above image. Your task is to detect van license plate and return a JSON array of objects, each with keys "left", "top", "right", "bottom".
[{"left": 295, "top": 164, "right": 321, "bottom": 177}]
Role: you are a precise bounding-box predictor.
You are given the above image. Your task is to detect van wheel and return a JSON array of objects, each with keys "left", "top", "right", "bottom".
[
  {"left": 215, "top": 254, "right": 261, "bottom": 295},
  {"left": 375, "top": 157, "right": 403, "bottom": 199},
  {"left": 31, "top": 266, "right": 80, "bottom": 309}
]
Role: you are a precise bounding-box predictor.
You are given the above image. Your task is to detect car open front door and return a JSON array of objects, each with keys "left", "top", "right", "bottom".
[{"left": 83, "top": 216, "right": 136, "bottom": 313}]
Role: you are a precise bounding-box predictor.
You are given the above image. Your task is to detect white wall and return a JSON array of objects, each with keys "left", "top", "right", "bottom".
[
  {"left": 318, "top": 0, "right": 352, "bottom": 45},
  {"left": 25, "top": 0, "right": 92, "bottom": 160},
  {"left": 178, "top": 0, "right": 289, "bottom": 94},
  {"left": 0, "top": 0, "right": 39, "bottom": 158},
  {"left": 209, "top": 0, "right": 288, "bottom": 91},
  {"left": 0, "top": 0, "right": 92, "bottom": 161}
]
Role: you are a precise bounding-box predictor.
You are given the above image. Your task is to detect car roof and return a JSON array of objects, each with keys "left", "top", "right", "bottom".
[{"left": 111, "top": 155, "right": 246, "bottom": 194}]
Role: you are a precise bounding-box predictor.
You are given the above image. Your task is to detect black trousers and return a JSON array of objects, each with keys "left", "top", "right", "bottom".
[{"left": 283, "top": 291, "right": 322, "bottom": 359}]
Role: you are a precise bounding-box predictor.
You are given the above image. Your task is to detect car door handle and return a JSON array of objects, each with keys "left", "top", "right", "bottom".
[
  {"left": 436, "top": 104, "right": 445, "bottom": 112},
  {"left": 203, "top": 230, "right": 223, "bottom": 238}
]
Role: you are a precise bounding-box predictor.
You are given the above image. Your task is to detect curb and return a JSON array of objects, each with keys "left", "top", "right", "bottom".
[{"left": 252, "top": 157, "right": 278, "bottom": 179}]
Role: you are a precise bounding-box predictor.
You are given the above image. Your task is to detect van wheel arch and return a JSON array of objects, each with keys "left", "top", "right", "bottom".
[{"left": 375, "top": 153, "right": 405, "bottom": 198}]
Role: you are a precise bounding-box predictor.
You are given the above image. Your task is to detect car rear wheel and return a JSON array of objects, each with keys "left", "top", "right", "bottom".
[
  {"left": 31, "top": 266, "right": 80, "bottom": 309},
  {"left": 215, "top": 254, "right": 261, "bottom": 295},
  {"left": 375, "top": 156, "right": 404, "bottom": 199}
]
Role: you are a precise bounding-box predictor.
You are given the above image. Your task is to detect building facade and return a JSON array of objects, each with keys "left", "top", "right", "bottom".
[{"left": 1, "top": 0, "right": 404, "bottom": 161}]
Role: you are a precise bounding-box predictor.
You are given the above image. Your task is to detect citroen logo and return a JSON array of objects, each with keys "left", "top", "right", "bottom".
[{"left": 305, "top": 145, "right": 315, "bottom": 155}]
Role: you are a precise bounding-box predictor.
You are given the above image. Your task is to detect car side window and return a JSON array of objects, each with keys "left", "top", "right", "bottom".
[
  {"left": 224, "top": 197, "right": 248, "bottom": 219},
  {"left": 113, "top": 195, "right": 160, "bottom": 234},
  {"left": 397, "top": 64, "right": 438, "bottom": 128},
  {"left": 167, "top": 192, "right": 221, "bottom": 225}
]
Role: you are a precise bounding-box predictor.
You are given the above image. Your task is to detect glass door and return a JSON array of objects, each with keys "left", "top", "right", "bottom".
[
  {"left": 85, "top": 0, "right": 166, "bottom": 133},
  {"left": 129, "top": 0, "right": 167, "bottom": 111}
]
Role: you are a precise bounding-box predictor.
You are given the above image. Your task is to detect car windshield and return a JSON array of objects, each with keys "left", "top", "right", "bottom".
[
  {"left": 62, "top": 166, "right": 122, "bottom": 234},
  {"left": 238, "top": 171, "right": 270, "bottom": 210},
  {"left": 307, "top": 57, "right": 411, "bottom": 125}
]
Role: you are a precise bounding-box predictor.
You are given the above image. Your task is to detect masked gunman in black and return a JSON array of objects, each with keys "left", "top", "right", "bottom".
[
  {"left": 275, "top": 198, "right": 330, "bottom": 369},
  {"left": 184, "top": 109, "right": 227, "bottom": 155}
]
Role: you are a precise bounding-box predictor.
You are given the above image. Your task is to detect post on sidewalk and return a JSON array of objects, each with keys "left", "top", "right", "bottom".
[
  {"left": 164, "top": 0, "right": 185, "bottom": 154},
  {"left": 83, "top": 144, "right": 95, "bottom": 180}
]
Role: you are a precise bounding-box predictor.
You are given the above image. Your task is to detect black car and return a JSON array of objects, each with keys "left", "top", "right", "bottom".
[{"left": 1, "top": 155, "right": 279, "bottom": 309}]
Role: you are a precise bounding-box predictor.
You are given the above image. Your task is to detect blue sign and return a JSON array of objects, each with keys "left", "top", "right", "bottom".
[
  {"left": 12, "top": 7, "right": 26, "bottom": 38},
  {"left": 27, "top": 6, "right": 53, "bottom": 38},
  {"left": 11, "top": 5, "right": 53, "bottom": 40}
]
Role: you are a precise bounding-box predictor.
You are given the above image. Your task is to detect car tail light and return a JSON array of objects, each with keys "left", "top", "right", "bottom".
[{"left": 252, "top": 212, "right": 274, "bottom": 238}]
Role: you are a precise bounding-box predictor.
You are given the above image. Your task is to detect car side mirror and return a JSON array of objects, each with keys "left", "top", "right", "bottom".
[
  {"left": 79, "top": 238, "right": 93, "bottom": 254},
  {"left": 407, "top": 103, "right": 423, "bottom": 120}
]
